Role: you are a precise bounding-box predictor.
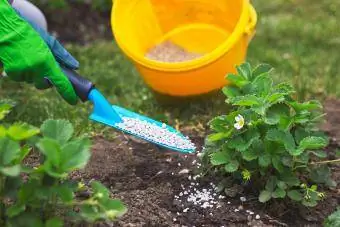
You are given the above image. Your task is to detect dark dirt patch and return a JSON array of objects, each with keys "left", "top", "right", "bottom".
[
  {"left": 322, "top": 98, "right": 340, "bottom": 146},
  {"left": 70, "top": 98, "right": 340, "bottom": 227},
  {"left": 72, "top": 135, "right": 274, "bottom": 227},
  {"left": 40, "top": 2, "right": 112, "bottom": 44}
]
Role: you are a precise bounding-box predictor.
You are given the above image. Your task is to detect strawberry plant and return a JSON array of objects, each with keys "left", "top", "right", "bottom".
[
  {"left": 0, "top": 102, "right": 126, "bottom": 226},
  {"left": 201, "top": 62, "right": 337, "bottom": 207}
]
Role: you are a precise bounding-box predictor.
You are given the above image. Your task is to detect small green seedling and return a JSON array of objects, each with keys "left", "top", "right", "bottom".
[
  {"left": 324, "top": 207, "right": 340, "bottom": 227},
  {"left": 0, "top": 102, "right": 126, "bottom": 226}
]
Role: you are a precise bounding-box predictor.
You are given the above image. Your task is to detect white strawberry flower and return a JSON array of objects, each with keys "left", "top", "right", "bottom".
[{"left": 234, "top": 114, "right": 245, "bottom": 130}]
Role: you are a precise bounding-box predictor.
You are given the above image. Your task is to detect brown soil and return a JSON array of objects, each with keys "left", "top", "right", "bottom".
[
  {"left": 67, "top": 98, "right": 340, "bottom": 227},
  {"left": 321, "top": 98, "right": 340, "bottom": 146},
  {"left": 41, "top": 2, "right": 112, "bottom": 44}
]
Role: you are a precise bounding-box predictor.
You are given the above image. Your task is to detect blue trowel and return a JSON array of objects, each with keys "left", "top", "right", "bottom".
[{"left": 45, "top": 67, "right": 196, "bottom": 154}]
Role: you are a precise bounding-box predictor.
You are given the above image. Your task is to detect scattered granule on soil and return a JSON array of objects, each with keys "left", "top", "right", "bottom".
[
  {"left": 114, "top": 116, "right": 196, "bottom": 151},
  {"left": 145, "top": 41, "right": 203, "bottom": 63},
  {"left": 174, "top": 167, "right": 226, "bottom": 213}
]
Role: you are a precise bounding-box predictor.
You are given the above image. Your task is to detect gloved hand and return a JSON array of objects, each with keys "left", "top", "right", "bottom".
[{"left": 0, "top": 0, "right": 78, "bottom": 105}]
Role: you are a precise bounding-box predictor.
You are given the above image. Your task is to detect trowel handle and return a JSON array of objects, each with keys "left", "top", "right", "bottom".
[{"left": 44, "top": 66, "right": 95, "bottom": 102}]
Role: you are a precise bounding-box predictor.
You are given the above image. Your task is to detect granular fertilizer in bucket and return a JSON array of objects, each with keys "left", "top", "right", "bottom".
[
  {"left": 145, "top": 41, "right": 203, "bottom": 63},
  {"left": 115, "top": 117, "right": 196, "bottom": 151}
]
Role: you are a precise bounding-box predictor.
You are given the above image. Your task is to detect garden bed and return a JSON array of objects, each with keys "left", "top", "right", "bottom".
[
  {"left": 23, "top": 2, "right": 340, "bottom": 226},
  {"left": 66, "top": 98, "right": 340, "bottom": 227}
]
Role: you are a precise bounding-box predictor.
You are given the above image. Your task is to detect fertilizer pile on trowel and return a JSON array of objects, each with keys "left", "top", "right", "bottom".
[
  {"left": 45, "top": 66, "right": 196, "bottom": 154},
  {"left": 115, "top": 116, "right": 196, "bottom": 151}
]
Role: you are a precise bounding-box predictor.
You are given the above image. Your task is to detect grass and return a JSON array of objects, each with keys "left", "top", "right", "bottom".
[{"left": 0, "top": 0, "right": 339, "bottom": 135}]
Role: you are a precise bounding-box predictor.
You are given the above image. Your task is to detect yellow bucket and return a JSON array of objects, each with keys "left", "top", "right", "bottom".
[{"left": 111, "top": 0, "right": 257, "bottom": 97}]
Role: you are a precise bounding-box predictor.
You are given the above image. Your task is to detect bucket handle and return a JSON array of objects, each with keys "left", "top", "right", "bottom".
[{"left": 244, "top": 3, "right": 257, "bottom": 38}]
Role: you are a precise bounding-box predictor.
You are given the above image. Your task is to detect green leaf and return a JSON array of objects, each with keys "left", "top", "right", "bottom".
[
  {"left": 207, "top": 132, "right": 231, "bottom": 142},
  {"left": 227, "top": 73, "right": 249, "bottom": 88},
  {"left": 236, "top": 62, "right": 252, "bottom": 80},
  {"left": 3, "top": 177, "right": 22, "bottom": 198},
  {"left": 228, "top": 130, "right": 260, "bottom": 152},
  {"left": 60, "top": 138, "right": 91, "bottom": 171},
  {"left": 231, "top": 95, "right": 260, "bottom": 106},
  {"left": 298, "top": 136, "right": 328, "bottom": 151},
  {"left": 17, "top": 145, "right": 31, "bottom": 163},
  {"left": 294, "top": 127, "right": 309, "bottom": 144},
  {"left": 251, "top": 73, "right": 273, "bottom": 96},
  {"left": 80, "top": 205, "right": 102, "bottom": 222},
  {"left": 265, "top": 103, "right": 290, "bottom": 125},
  {"left": 272, "top": 188, "right": 286, "bottom": 198},
  {"left": 294, "top": 110, "right": 311, "bottom": 124},
  {"left": 56, "top": 185, "right": 74, "bottom": 203},
  {"left": 37, "top": 138, "right": 61, "bottom": 167},
  {"left": 266, "top": 129, "right": 295, "bottom": 154},
  {"left": 0, "top": 165, "right": 21, "bottom": 176},
  {"left": 289, "top": 100, "right": 322, "bottom": 111},
  {"left": 265, "top": 111, "right": 280, "bottom": 125},
  {"left": 252, "top": 63, "right": 273, "bottom": 79},
  {"left": 101, "top": 199, "right": 127, "bottom": 218},
  {"left": 310, "top": 150, "right": 327, "bottom": 158},
  {"left": 0, "top": 125, "right": 6, "bottom": 137},
  {"left": 241, "top": 148, "right": 259, "bottom": 161},
  {"left": 266, "top": 129, "right": 284, "bottom": 142},
  {"left": 6, "top": 203, "right": 25, "bottom": 218},
  {"left": 272, "top": 155, "right": 284, "bottom": 173},
  {"left": 280, "top": 131, "right": 296, "bottom": 153},
  {"left": 259, "top": 190, "right": 272, "bottom": 203},
  {"left": 7, "top": 212, "right": 44, "bottom": 227},
  {"left": 326, "top": 180, "right": 337, "bottom": 189},
  {"left": 280, "top": 171, "right": 300, "bottom": 186},
  {"left": 291, "top": 148, "right": 304, "bottom": 156},
  {"left": 210, "top": 151, "right": 230, "bottom": 165},
  {"left": 41, "top": 119, "right": 74, "bottom": 144},
  {"left": 222, "top": 86, "right": 241, "bottom": 100},
  {"left": 274, "top": 82, "right": 295, "bottom": 95},
  {"left": 277, "top": 181, "right": 287, "bottom": 190},
  {"left": 209, "top": 116, "right": 229, "bottom": 132},
  {"left": 287, "top": 190, "right": 303, "bottom": 201},
  {"left": 91, "top": 181, "right": 110, "bottom": 200},
  {"left": 267, "top": 93, "right": 285, "bottom": 105},
  {"left": 302, "top": 199, "right": 318, "bottom": 207},
  {"left": 265, "top": 176, "right": 277, "bottom": 192},
  {"left": 310, "top": 185, "right": 317, "bottom": 191},
  {"left": 0, "top": 103, "right": 12, "bottom": 120},
  {"left": 7, "top": 123, "right": 40, "bottom": 141},
  {"left": 310, "top": 165, "right": 332, "bottom": 184},
  {"left": 224, "top": 160, "right": 239, "bottom": 172},
  {"left": 252, "top": 104, "right": 267, "bottom": 116},
  {"left": 45, "top": 217, "right": 63, "bottom": 227},
  {"left": 228, "top": 136, "right": 245, "bottom": 150},
  {"left": 278, "top": 115, "right": 294, "bottom": 131},
  {"left": 0, "top": 137, "right": 20, "bottom": 165},
  {"left": 258, "top": 153, "right": 271, "bottom": 167},
  {"left": 281, "top": 156, "right": 293, "bottom": 167}
]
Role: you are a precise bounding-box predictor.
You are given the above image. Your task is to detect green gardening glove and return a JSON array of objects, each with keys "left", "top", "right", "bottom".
[{"left": 0, "top": 0, "right": 78, "bottom": 105}]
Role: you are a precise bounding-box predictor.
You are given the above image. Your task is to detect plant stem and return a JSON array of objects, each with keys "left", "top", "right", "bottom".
[{"left": 310, "top": 158, "right": 340, "bottom": 165}]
